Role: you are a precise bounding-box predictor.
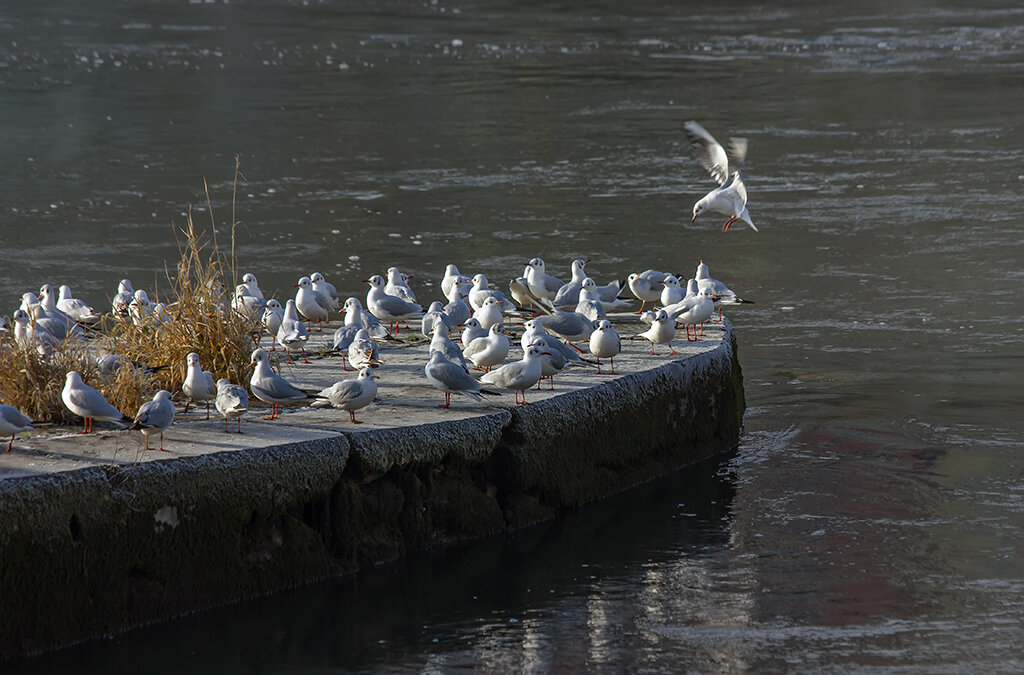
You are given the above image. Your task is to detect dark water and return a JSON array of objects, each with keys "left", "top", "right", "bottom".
[{"left": 4, "top": 0, "right": 1024, "bottom": 671}]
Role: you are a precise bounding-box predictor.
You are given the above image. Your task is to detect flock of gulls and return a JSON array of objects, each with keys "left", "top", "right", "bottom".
[{"left": 0, "top": 121, "right": 756, "bottom": 454}]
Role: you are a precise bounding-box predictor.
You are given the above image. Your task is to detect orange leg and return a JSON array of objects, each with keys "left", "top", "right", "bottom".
[
  {"left": 349, "top": 411, "right": 362, "bottom": 424},
  {"left": 438, "top": 392, "right": 452, "bottom": 408}
]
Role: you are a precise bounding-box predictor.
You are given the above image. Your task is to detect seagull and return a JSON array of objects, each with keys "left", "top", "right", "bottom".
[
  {"left": 525, "top": 258, "right": 564, "bottom": 302},
  {"left": 312, "top": 368, "right": 379, "bottom": 424},
  {"left": 12, "top": 308, "right": 61, "bottom": 353},
  {"left": 424, "top": 351, "right": 501, "bottom": 408},
  {"left": 480, "top": 344, "right": 547, "bottom": 405},
  {"left": 627, "top": 270, "right": 670, "bottom": 314},
  {"left": 295, "top": 276, "right": 332, "bottom": 331},
  {"left": 530, "top": 336, "right": 569, "bottom": 390},
  {"left": 463, "top": 323, "right": 510, "bottom": 372},
  {"left": 441, "top": 282, "right": 472, "bottom": 329},
  {"left": 520, "top": 319, "right": 594, "bottom": 369},
  {"left": 584, "top": 278, "right": 633, "bottom": 314},
  {"left": 248, "top": 348, "right": 312, "bottom": 420},
  {"left": 343, "top": 296, "right": 391, "bottom": 340},
  {"left": 440, "top": 264, "right": 463, "bottom": 298},
  {"left": 574, "top": 278, "right": 606, "bottom": 321},
  {"left": 637, "top": 309, "right": 677, "bottom": 355},
  {"left": 589, "top": 319, "right": 621, "bottom": 374},
  {"left": 460, "top": 317, "right": 487, "bottom": 348},
  {"left": 310, "top": 272, "right": 341, "bottom": 311},
  {"left": 1, "top": 404, "right": 33, "bottom": 452},
  {"left": 37, "top": 284, "right": 77, "bottom": 328},
  {"left": 130, "top": 390, "right": 175, "bottom": 451},
  {"left": 277, "top": 299, "right": 310, "bottom": 364},
  {"left": 509, "top": 275, "right": 549, "bottom": 314},
  {"left": 660, "top": 275, "right": 685, "bottom": 307},
  {"left": 153, "top": 302, "right": 172, "bottom": 325},
  {"left": 111, "top": 278, "right": 135, "bottom": 318},
  {"left": 240, "top": 272, "right": 265, "bottom": 300},
  {"left": 215, "top": 378, "right": 249, "bottom": 433},
  {"left": 232, "top": 284, "right": 265, "bottom": 321},
  {"left": 430, "top": 320, "right": 470, "bottom": 371},
  {"left": 536, "top": 310, "right": 596, "bottom": 348},
  {"left": 421, "top": 301, "right": 452, "bottom": 338},
  {"left": 683, "top": 120, "right": 757, "bottom": 232},
  {"left": 552, "top": 258, "right": 590, "bottom": 308},
  {"left": 334, "top": 300, "right": 384, "bottom": 370},
  {"left": 61, "top": 371, "right": 132, "bottom": 433},
  {"left": 128, "top": 289, "right": 155, "bottom": 326},
  {"left": 668, "top": 287, "right": 717, "bottom": 341},
  {"left": 365, "top": 275, "right": 423, "bottom": 334},
  {"left": 183, "top": 352, "right": 217, "bottom": 418},
  {"left": 472, "top": 296, "right": 504, "bottom": 331},
  {"left": 348, "top": 328, "right": 383, "bottom": 370},
  {"left": 467, "top": 274, "right": 515, "bottom": 313},
  {"left": 385, "top": 267, "right": 418, "bottom": 304},
  {"left": 262, "top": 298, "right": 285, "bottom": 351},
  {"left": 694, "top": 259, "right": 754, "bottom": 319},
  {"left": 56, "top": 285, "right": 101, "bottom": 324}
]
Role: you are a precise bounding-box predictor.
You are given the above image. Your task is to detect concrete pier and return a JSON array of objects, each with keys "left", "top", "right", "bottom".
[{"left": 0, "top": 317, "right": 744, "bottom": 660}]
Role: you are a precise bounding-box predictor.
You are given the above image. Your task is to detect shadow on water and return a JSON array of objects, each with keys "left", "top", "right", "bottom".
[{"left": 21, "top": 454, "right": 737, "bottom": 674}]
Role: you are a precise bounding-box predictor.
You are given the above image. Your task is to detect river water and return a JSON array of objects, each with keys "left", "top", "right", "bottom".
[{"left": 4, "top": 0, "right": 1024, "bottom": 671}]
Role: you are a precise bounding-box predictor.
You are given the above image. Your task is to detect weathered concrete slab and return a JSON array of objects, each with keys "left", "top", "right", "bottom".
[{"left": 0, "top": 314, "right": 744, "bottom": 661}]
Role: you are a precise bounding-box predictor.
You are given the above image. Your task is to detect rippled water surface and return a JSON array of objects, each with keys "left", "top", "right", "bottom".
[{"left": 4, "top": 0, "right": 1024, "bottom": 671}]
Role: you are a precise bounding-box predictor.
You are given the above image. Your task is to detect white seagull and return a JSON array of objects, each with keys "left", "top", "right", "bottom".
[
  {"left": 57, "top": 285, "right": 101, "bottom": 324},
  {"left": 552, "top": 258, "right": 590, "bottom": 309},
  {"left": 348, "top": 328, "right": 383, "bottom": 370},
  {"left": 277, "top": 299, "right": 310, "bottom": 364},
  {"left": 627, "top": 270, "right": 670, "bottom": 314},
  {"left": 215, "top": 378, "right": 249, "bottom": 433},
  {"left": 183, "top": 352, "right": 217, "bottom": 418},
  {"left": 130, "top": 389, "right": 175, "bottom": 451},
  {"left": 430, "top": 320, "right": 470, "bottom": 371},
  {"left": 248, "top": 348, "right": 312, "bottom": 420},
  {"left": 637, "top": 309, "right": 677, "bottom": 356},
  {"left": 694, "top": 259, "right": 754, "bottom": 319},
  {"left": 589, "top": 319, "right": 622, "bottom": 374},
  {"left": 525, "top": 258, "right": 564, "bottom": 302},
  {"left": 310, "top": 272, "right": 342, "bottom": 311},
  {"left": 480, "top": 344, "right": 548, "bottom": 405},
  {"left": 460, "top": 317, "right": 487, "bottom": 348},
  {"left": 61, "top": 371, "right": 132, "bottom": 433},
  {"left": 262, "top": 298, "right": 285, "bottom": 351},
  {"left": 384, "top": 267, "right": 417, "bottom": 304},
  {"left": 240, "top": 272, "right": 265, "bottom": 300},
  {"left": 295, "top": 276, "right": 332, "bottom": 331},
  {"left": 312, "top": 368, "right": 379, "bottom": 424},
  {"left": 463, "top": 323, "right": 510, "bottom": 372},
  {"left": 683, "top": 120, "right": 757, "bottom": 232},
  {"left": 660, "top": 275, "right": 685, "bottom": 307},
  {"left": 424, "top": 351, "right": 501, "bottom": 408},
  {"left": 111, "top": 279, "right": 135, "bottom": 318},
  {"left": 1, "top": 404, "right": 33, "bottom": 452},
  {"left": 365, "top": 275, "right": 423, "bottom": 334}
]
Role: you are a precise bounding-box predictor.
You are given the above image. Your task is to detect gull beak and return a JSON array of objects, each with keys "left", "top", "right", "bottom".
[{"left": 691, "top": 214, "right": 697, "bottom": 222}]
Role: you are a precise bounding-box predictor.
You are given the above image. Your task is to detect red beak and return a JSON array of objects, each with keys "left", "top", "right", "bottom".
[{"left": 691, "top": 214, "right": 697, "bottom": 222}]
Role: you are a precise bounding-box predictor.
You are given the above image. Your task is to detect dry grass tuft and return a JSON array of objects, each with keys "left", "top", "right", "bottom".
[
  {"left": 1, "top": 161, "right": 260, "bottom": 424},
  {"left": 105, "top": 210, "right": 261, "bottom": 400}
]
